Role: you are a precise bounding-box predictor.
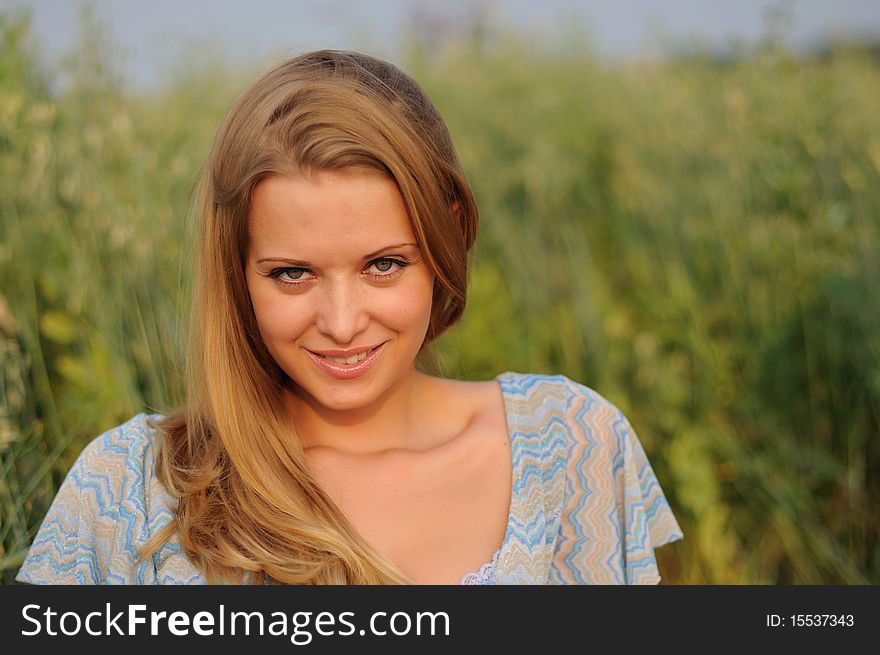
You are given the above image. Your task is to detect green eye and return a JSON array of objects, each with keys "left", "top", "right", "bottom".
[
  {"left": 366, "top": 258, "right": 409, "bottom": 279},
  {"left": 268, "top": 267, "right": 313, "bottom": 287}
]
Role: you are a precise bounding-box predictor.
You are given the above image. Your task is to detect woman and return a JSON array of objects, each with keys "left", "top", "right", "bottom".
[{"left": 17, "top": 50, "right": 682, "bottom": 585}]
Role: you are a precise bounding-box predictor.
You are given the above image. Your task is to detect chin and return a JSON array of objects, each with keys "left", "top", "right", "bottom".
[
  {"left": 321, "top": 390, "right": 385, "bottom": 414},
  {"left": 298, "top": 376, "right": 380, "bottom": 411}
]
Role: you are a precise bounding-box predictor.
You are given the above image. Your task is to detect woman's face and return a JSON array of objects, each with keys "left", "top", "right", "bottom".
[{"left": 245, "top": 170, "right": 434, "bottom": 414}]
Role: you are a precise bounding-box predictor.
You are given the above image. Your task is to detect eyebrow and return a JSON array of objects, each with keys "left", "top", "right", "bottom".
[{"left": 256, "top": 242, "right": 419, "bottom": 266}]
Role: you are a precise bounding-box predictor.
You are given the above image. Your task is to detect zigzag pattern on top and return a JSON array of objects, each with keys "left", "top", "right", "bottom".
[
  {"left": 491, "top": 373, "right": 683, "bottom": 584},
  {"left": 17, "top": 372, "right": 682, "bottom": 585}
]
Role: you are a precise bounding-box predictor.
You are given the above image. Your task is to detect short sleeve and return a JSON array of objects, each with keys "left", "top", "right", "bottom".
[
  {"left": 549, "top": 378, "right": 684, "bottom": 584},
  {"left": 614, "top": 409, "right": 683, "bottom": 583},
  {"left": 15, "top": 415, "right": 157, "bottom": 584}
]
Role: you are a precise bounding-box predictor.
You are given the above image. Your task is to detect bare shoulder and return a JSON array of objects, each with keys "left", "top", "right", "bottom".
[{"left": 418, "top": 375, "right": 510, "bottom": 451}]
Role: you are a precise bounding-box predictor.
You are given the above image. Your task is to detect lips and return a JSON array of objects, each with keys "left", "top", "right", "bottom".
[
  {"left": 309, "top": 344, "right": 381, "bottom": 365},
  {"left": 305, "top": 342, "right": 386, "bottom": 380}
]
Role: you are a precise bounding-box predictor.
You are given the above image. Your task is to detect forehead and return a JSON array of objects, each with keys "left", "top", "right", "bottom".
[{"left": 247, "top": 170, "right": 416, "bottom": 259}]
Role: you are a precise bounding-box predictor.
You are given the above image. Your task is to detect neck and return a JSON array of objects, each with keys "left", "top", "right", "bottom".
[{"left": 282, "top": 368, "right": 433, "bottom": 455}]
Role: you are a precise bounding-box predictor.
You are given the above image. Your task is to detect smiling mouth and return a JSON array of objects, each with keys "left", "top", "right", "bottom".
[{"left": 309, "top": 345, "right": 382, "bottom": 365}]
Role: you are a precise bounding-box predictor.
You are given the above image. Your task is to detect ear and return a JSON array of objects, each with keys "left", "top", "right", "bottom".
[{"left": 451, "top": 200, "right": 462, "bottom": 219}]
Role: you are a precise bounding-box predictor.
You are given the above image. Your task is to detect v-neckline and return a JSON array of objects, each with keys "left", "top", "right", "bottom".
[{"left": 459, "top": 371, "right": 522, "bottom": 584}]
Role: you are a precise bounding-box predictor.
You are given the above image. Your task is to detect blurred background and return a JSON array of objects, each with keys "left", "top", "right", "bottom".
[{"left": 1, "top": 0, "right": 879, "bottom": 584}]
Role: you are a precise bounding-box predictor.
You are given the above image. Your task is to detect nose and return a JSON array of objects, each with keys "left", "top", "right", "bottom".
[{"left": 315, "top": 277, "right": 370, "bottom": 345}]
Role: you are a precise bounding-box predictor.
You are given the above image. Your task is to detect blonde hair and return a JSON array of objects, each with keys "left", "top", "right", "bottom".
[{"left": 141, "top": 51, "right": 478, "bottom": 584}]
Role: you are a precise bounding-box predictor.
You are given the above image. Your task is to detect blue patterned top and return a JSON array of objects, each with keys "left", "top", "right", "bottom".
[{"left": 17, "top": 372, "right": 683, "bottom": 585}]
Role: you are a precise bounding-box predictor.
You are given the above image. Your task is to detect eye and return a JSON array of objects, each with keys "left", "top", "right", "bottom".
[
  {"left": 269, "top": 267, "right": 314, "bottom": 287},
  {"left": 366, "top": 257, "right": 408, "bottom": 279}
]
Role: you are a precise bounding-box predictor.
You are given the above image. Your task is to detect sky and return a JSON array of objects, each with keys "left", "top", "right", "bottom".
[{"left": 9, "top": 0, "right": 880, "bottom": 89}]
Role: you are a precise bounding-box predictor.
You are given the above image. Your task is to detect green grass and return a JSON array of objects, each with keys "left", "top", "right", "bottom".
[{"left": 1, "top": 10, "right": 878, "bottom": 584}]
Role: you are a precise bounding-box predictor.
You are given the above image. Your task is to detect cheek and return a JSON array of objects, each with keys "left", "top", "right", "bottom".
[
  {"left": 381, "top": 274, "right": 434, "bottom": 332},
  {"left": 247, "top": 280, "right": 310, "bottom": 343}
]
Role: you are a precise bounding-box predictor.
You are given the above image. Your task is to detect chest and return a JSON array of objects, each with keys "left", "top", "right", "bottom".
[{"left": 305, "top": 422, "right": 512, "bottom": 584}]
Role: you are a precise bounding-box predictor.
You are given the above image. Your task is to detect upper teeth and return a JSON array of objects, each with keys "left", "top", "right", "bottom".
[{"left": 325, "top": 350, "right": 370, "bottom": 365}]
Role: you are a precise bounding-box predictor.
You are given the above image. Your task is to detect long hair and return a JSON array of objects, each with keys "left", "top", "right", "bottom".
[{"left": 140, "top": 50, "right": 478, "bottom": 584}]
